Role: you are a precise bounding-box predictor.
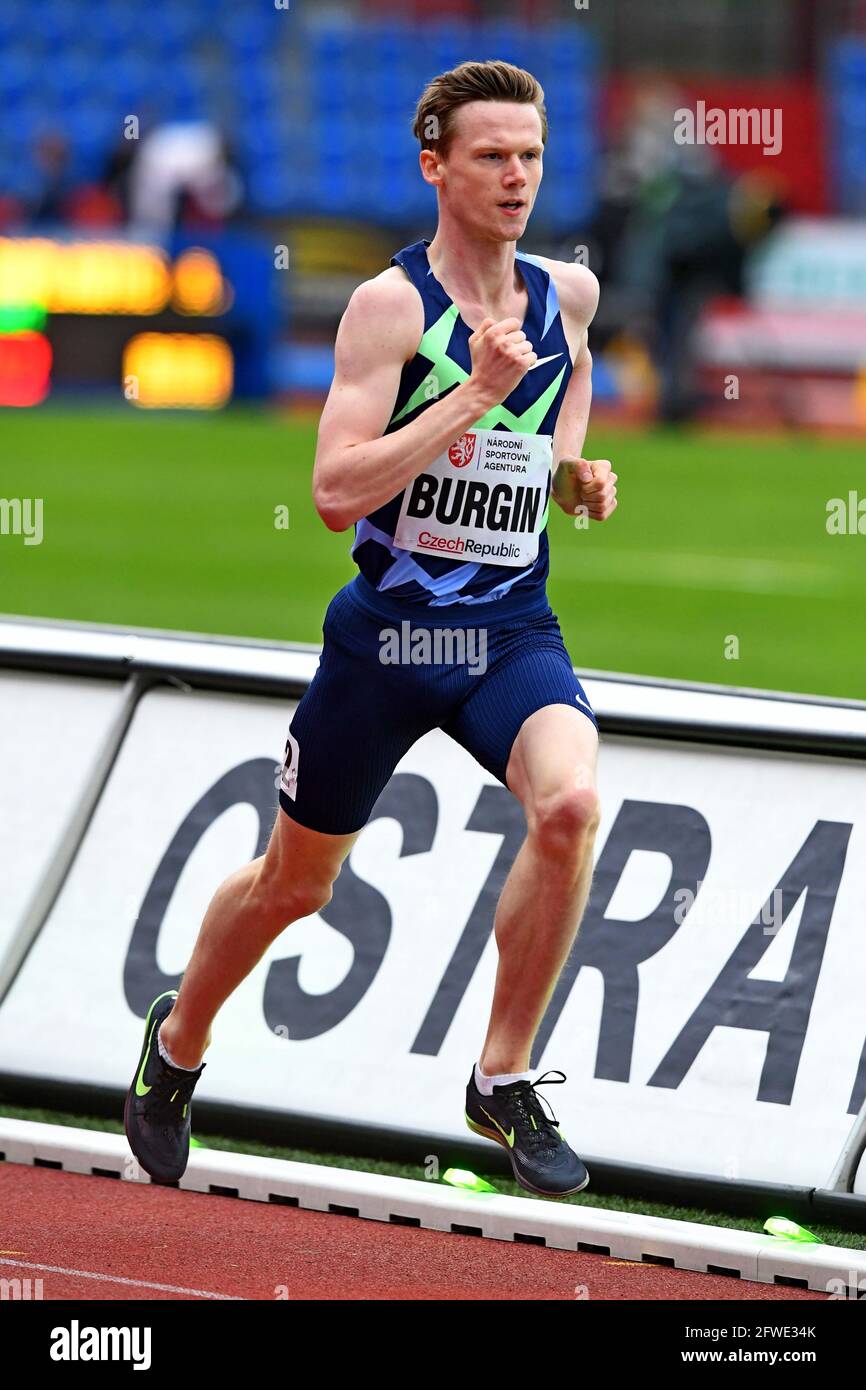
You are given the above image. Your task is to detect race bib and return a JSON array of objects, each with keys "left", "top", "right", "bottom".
[{"left": 393, "top": 428, "right": 553, "bottom": 568}]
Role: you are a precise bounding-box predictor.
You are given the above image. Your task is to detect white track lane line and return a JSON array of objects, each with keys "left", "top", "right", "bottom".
[
  {"left": 0, "top": 1256, "right": 242, "bottom": 1300},
  {"left": 562, "top": 548, "right": 844, "bottom": 596}
]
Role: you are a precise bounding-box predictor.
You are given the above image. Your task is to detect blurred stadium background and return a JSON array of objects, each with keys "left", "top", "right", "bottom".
[{"left": 1, "top": 0, "right": 865, "bottom": 699}]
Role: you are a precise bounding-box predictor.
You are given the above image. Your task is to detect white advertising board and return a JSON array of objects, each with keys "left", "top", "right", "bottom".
[
  {"left": 0, "top": 671, "right": 126, "bottom": 972},
  {"left": 0, "top": 681, "right": 863, "bottom": 1189}
]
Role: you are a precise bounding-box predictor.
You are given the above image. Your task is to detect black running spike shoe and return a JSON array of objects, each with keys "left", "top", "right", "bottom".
[
  {"left": 465, "top": 1068, "right": 589, "bottom": 1197},
  {"left": 123, "top": 990, "right": 206, "bottom": 1185}
]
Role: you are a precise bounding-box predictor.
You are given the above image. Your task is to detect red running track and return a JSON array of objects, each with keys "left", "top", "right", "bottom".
[{"left": 1, "top": 1164, "right": 829, "bottom": 1301}]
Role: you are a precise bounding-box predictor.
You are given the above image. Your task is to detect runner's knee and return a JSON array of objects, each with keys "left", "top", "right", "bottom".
[
  {"left": 252, "top": 866, "right": 334, "bottom": 925},
  {"left": 528, "top": 782, "right": 600, "bottom": 852}
]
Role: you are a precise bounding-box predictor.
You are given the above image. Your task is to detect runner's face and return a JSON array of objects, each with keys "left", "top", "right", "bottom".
[{"left": 436, "top": 102, "right": 544, "bottom": 239}]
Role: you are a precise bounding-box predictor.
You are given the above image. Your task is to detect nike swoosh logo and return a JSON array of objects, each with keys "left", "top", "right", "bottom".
[
  {"left": 135, "top": 1017, "right": 160, "bottom": 1096},
  {"left": 480, "top": 1105, "right": 515, "bottom": 1148},
  {"left": 527, "top": 352, "right": 563, "bottom": 371}
]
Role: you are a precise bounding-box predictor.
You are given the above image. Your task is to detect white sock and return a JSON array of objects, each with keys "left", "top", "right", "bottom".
[
  {"left": 157, "top": 1024, "right": 201, "bottom": 1073},
  {"left": 474, "top": 1061, "right": 532, "bottom": 1096}
]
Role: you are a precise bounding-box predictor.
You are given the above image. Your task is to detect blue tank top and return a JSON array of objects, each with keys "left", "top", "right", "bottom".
[{"left": 347, "top": 238, "right": 573, "bottom": 625}]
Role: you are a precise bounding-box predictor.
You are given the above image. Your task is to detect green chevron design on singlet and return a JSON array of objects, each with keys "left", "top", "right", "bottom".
[
  {"left": 390, "top": 305, "right": 463, "bottom": 425},
  {"left": 389, "top": 304, "right": 567, "bottom": 438}
]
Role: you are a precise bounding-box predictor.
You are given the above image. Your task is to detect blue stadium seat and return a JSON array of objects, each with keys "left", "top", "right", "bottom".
[
  {"left": 829, "top": 38, "right": 866, "bottom": 83},
  {"left": 224, "top": 8, "right": 275, "bottom": 56},
  {"left": 313, "top": 164, "right": 368, "bottom": 218},
  {"left": 475, "top": 20, "right": 525, "bottom": 64},
  {"left": 237, "top": 116, "right": 288, "bottom": 162},
  {"left": 100, "top": 55, "right": 158, "bottom": 107},
  {"left": 0, "top": 1, "right": 26, "bottom": 47},
  {"left": 355, "top": 65, "right": 418, "bottom": 119},
  {"left": 3, "top": 100, "right": 45, "bottom": 148},
  {"left": 0, "top": 10, "right": 600, "bottom": 229},
  {"left": 422, "top": 22, "right": 471, "bottom": 73},
  {"left": 309, "top": 60, "right": 365, "bottom": 114},
  {"left": 826, "top": 38, "right": 866, "bottom": 212},
  {"left": 546, "top": 77, "right": 593, "bottom": 118},
  {"left": 50, "top": 52, "right": 100, "bottom": 104},
  {"left": 28, "top": 0, "right": 83, "bottom": 46},
  {"left": 306, "top": 21, "right": 355, "bottom": 68},
  {"left": 539, "top": 25, "right": 596, "bottom": 70},
  {"left": 248, "top": 165, "right": 311, "bottom": 214},
  {"left": 363, "top": 20, "right": 415, "bottom": 70},
  {"left": 96, "top": 1, "right": 141, "bottom": 47},
  {"left": 0, "top": 49, "right": 37, "bottom": 106},
  {"left": 0, "top": 158, "right": 40, "bottom": 200}
]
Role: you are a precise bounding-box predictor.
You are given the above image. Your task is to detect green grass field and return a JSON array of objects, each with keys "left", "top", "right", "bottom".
[{"left": 2, "top": 407, "right": 864, "bottom": 699}]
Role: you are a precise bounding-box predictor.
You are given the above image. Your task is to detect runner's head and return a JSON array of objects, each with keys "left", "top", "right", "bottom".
[{"left": 413, "top": 60, "right": 546, "bottom": 241}]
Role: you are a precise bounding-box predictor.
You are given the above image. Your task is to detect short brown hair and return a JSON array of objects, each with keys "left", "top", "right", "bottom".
[{"left": 412, "top": 60, "right": 548, "bottom": 158}]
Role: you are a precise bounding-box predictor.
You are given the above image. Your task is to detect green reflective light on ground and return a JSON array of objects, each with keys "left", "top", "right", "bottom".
[
  {"left": 764, "top": 1216, "right": 821, "bottom": 1243},
  {"left": 442, "top": 1167, "right": 497, "bottom": 1193},
  {"left": 190, "top": 1136, "right": 202, "bottom": 1148}
]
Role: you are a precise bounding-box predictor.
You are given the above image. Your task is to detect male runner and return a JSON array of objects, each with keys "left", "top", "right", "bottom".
[{"left": 125, "top": 60, "right": 617, "bottom": 1199}]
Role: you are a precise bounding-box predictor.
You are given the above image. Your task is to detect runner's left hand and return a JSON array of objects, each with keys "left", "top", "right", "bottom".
[{"left": 557, "top": 458, "right": 618, "bottom": 521}]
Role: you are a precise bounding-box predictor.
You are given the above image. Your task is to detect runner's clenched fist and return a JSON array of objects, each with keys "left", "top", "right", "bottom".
[
  {"left": 468, "top": 316, "right": 538, "bottom": 408},
  {"left": 556, "top": 457, "right": 618, "bottom": 521}
]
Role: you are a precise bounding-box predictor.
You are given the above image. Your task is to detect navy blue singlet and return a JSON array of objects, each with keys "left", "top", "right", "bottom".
[{"left": 347, "top": 238, "right": 573, "bottom": 625}]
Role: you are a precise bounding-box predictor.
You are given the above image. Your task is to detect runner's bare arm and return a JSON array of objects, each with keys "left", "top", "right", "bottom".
[
  {"left": 545, "top": 264, "right": 616, "bottom": 520},
  {"left": 551, "top": 326, "right": 593, "bottom": 511},
  {"left": 548, "top": 264, "right": 597, "bottom": 509},
  {"left": 312, "top": 273, "right": 522, "bottom": 532}
]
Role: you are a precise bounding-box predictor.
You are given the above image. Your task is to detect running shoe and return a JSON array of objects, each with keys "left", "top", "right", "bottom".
[
  {"left": 123, "top": 990, "right": 205, "bottom": 1184},
  {"left": 465, "top": 1067, "right": 589, "bottom": 1197}
]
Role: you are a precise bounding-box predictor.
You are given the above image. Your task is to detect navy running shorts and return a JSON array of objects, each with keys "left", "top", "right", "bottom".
[{"left": 277, "top": 580, "right": 598, "bottom": 836}]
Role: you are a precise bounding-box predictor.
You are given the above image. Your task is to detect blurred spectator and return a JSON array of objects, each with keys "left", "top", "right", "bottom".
[
  {"left": 63, "top": 183, "right": 125, "bottom": 229},
  {"left": 0, "top": 195, "right": 24, "bottom": 231},
  {"left": 594, "top": 78, "right": 785, "bottom": 420},
  {"left": 28, "top": 132, "right": 75, "bottom": 225},
  {"left": 100, "top": 137, "right": 139, "bottom": 224},
  {"left": 127, "top": 122, "right": 244, "bottom": 238}
]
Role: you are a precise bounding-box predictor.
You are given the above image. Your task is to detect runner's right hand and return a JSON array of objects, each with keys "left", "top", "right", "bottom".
[{"left": 467, "top": 317, "right": 537, "bottom": 407}]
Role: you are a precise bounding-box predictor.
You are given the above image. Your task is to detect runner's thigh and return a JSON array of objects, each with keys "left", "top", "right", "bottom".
[
  {"left": 440, "top": 610, "right": 598, "bottom": 790},
  {"left": 277, "top": 587, "right": 441, "bottom": 836}
]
